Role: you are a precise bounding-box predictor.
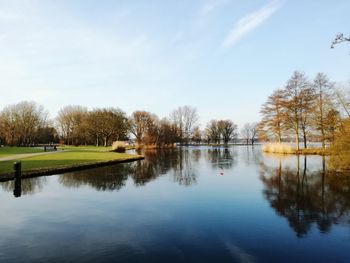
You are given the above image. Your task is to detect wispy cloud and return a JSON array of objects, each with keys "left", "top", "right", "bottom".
[
  {"left": 222, "top": 0, "right": 282, "bottom": 47},
  {"left": 199, "top": 0, "right": 227, "bottom": 16}
]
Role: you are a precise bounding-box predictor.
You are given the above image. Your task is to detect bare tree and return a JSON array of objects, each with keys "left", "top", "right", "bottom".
[
  {"left": 331, "top": 33, "right": 350, "bottom": 49},
  {"left": 129, "top": 111, "right": 155, "bottom": 146},
  {"left": 312, "top": 73, "right": 335, "bottom": 148},
  {"left": 56, "top": 105, "right": 88, "bottom": 145},
  {"left": 170, "top": 106, "right": 199, "bottom": 145},
  {"left": 260, "top": 89, "right": 285, "bottom": 142},
  {"left": 158, "top": 118, "right": 179, "bottom": 146},
  {"left": 220, "top": 120, "right": 237, "bottom": 145},
  {"left": 249, "top": 122, "right": 258, "bottom": 145},
  {"left": 0, "top": 101, "right": 47, "bottom": 146},
  {"left": 191, "top": 126, "right": 202, "bottom": 144},
  {"left": 282, "top": 71, "right": 311, "bottom": 151},
  {"left": 299, "top": 84, "right": 316, "bottom": 149},
  {"left": 205, "top": 120, "right": 220, "bottom": 144},
  {"left": 241, "top": 123, "right": 252, "bottom": 145},
  {"left": 333, "top": 83, "right": 350, "bottom": 118}
]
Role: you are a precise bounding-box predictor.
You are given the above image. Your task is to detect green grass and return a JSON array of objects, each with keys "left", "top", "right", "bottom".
[
  {"left": 59, "top": 145, "right": 135, "bottom": 152},
  {"left": 0, "top": 146, "right": 43, "bottom": 157},
  {"left": 59, "top": 145, "right": 113, "bottom": 152},
  {"left": 0, "top": 147, "right": 140, "bottom": 175}
]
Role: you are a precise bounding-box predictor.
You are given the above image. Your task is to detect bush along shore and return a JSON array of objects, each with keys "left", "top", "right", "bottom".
[
  {"left": 0, "top": 146, "right": 144, "bottom": 182},
  {"left": 262, "top": 143, "right": 330, "bottom": 155}
]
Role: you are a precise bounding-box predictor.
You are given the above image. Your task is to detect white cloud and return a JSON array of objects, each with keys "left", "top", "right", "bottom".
[
  {"left": 222, "top": 0, "right": 282, "bottom": 47},
  {"left": 199, "top": 0, "right": 228, "bottom": 16}
]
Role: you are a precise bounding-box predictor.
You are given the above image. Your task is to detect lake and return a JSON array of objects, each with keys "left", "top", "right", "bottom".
[{"left": 1, "top": 146, "right": 350, "bottom": 263}]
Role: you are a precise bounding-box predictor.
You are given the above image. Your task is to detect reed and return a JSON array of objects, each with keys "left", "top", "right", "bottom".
[
  {"left": 112, "top": 141, "right": 126, "bottom": 153},
  {"left": 262, "top": 143, "right": 296, "bottom": 154}
]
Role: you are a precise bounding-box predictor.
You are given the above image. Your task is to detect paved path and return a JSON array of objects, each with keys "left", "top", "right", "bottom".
[{"left": 0, "top": 151, "right": 61, "bottom": 162}]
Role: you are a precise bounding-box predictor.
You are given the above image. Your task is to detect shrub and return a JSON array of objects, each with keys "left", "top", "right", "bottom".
[
  {"left": 112, "top": 141, "right": 126, "bottom": 153},
  {"left": 329, "top": 118, "right": 350, "bottom": 171}
]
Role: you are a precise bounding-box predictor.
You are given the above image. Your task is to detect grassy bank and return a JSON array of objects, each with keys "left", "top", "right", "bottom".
[
  {"left": 0, "top": 146, "right": 143, "bottom": 179},
  {"left": 59, "top": 145, "right": 136, "bottom": 151},
  {"left": 0, "top": 146, "right": 44, "bottom": 158}
]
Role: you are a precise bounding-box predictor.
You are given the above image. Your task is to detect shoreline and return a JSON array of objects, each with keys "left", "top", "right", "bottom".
[{"left": 0, "top": 155, "right": 144, "bottom": 182}]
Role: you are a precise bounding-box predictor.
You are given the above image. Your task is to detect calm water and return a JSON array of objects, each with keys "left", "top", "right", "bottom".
[{"left": 1, "top": 146, "right": 350, "bottom": 263}]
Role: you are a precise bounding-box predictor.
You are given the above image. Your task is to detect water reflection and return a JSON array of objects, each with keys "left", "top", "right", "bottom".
[
  {"left": 173, "top": 149, "right": 197, "bottom": 186},
  {"left": 1, "top": 148, "right": 241, "bottom": 196},
  {"left": 205, "top": 148, "right": 237, "bottom": 169},
  {"left": 59, "top": 164, "right": 132, "bottom": 191},
  {"left": 243, "top": 146, "right": 261, "bottom": 165},
  {"left": 133, "top": 150, "right": 178, "bottom": 186},
  {"left": 1, "top": 177, "right": 47, "bottom": 196},
  {"left": 260, "top": 155, "right": 350, "bottom": 237},
  {"left": 58, "top": 149, "right": 200, "bottom": 191}
]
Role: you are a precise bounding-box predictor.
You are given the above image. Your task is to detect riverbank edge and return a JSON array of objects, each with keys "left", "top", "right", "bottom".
[
  {"left": 0, "top": 155, "right": 144, "bottom": 182},
  {"left": 262, "top": 148, "right": 330, "bottom": 156}
]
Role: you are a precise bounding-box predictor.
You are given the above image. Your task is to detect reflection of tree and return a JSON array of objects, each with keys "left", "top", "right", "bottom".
[
  {"left": 1, "top": 177, "right": 47, "bottom": 196},
  {"left": 137, "top": 149, "right": 198, "bottom": 187},
  {"left": 205, "top": 148, "right": 237, "bottom": 169},
  {"left": 243, "top": 146, "right": 261, "bottom": 166},
  {"left": 1, "top": 149, "right": 201, "bottom": 195},
  {"left": 260, "top": 156, "right": 350, "bottom": 238},
  {"left": 173, "top": 149, "right": 197, "bottom": 186},
  {"left": 59, "top": 164, "right": 133, "bottom": 191},
  {"left": 191, "top": 149, "right": 202, "bottom": 163},
  {"left": 58, "top": 149, "right": 199, "bottom": 190},
  {"left": 131, "top": 150, "right": 178, "bottom": 186}
]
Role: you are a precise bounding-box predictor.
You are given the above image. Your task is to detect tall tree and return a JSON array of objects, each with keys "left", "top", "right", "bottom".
[
  {"left": 241, "top": 123, "right": 252, "bottom": 145},
  {"left": 0, "top": 101, "right": 47, "bottom": 146},
  {"left": 205, "top": 120, "right": 220, "bottom": 144},
  {"left": 282, "top": 71, "right": 311, "bottom": 151},
  {"left": 260, "top": 89, "right": 285, "bottom": 142},
  {"left": 191, "top": 126, "right": 202, "bottom": 144},
  {"left": 333, "top": 83, "right": 350, "bottom": 118},
  {"left": 299, "top": 83, "right": 316, "bottom": 149},
  {"left": 56, "top": 105, "right": 88, "bottom": 145},
  {"left": 170, "top": 106, "right": 199, "bottom": 144},
  {"left": 129, "top": 111, "right": 155, "bottom": 146},
  {"left": 220, "top": 120, "right": 237, "bottom": 145},
  {"left": 312, "top": 73, "right": 335, "bottom": 148}
]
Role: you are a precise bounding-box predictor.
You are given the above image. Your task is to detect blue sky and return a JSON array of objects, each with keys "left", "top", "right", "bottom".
[{"left": 0, "top": 0, "right": 349, "bottom": 127}]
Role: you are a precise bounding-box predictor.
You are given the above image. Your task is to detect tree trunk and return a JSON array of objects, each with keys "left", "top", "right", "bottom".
[
  {"left": 302, "top": 127, "right": 307, "bottom": 149},
  {"left": 295, "top": 124, "right": 300, "bottom": 151}
]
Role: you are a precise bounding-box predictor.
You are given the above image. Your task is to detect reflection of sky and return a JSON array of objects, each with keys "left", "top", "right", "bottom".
[{"left": 0, "top": 147, "right": 349, "bottom": 263}]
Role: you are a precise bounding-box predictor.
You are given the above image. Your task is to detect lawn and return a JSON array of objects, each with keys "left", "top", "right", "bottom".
[
  {"left": 59, "top": 145, "right": 135, "bottom": 152},
  {"left": 0, "top": 146, "right": 44, "bottom": 157},
  {"left": 0, "top": 147, "right": 141, "bottom": 175},
  {"left": 58, "top": 145, "right": 113, "bottom": 152}
]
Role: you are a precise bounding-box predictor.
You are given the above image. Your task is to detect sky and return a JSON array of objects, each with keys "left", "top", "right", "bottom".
[{"left": 0, "top": 0, "right": 349, "bottom": 128}]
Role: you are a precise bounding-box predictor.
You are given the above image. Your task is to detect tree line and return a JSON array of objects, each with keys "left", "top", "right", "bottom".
[
  {"left": 0, "top": 103, "right": 244, "bottom": 147},
  {"left": 259, "top": 71, "right": 350, "bottom": 151}
]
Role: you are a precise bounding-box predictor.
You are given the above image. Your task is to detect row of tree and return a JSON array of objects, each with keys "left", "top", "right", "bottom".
[
  {"left": 259, "top": 71, "right": 349, "bottom": 150},
  {"left": 0, "top": 101, "right": 254, "bottom": 147},
  {"left": 0, "top": 101, "right": 57, "bottom": 146},
  {"left": 0, "top": 104, "right": 200, "bottom": 147}
]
